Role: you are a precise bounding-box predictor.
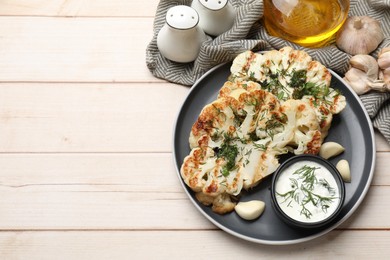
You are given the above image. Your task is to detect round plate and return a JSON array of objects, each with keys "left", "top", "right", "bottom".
[{"left": 172, "top": 61, "right": 376, "bottom": 245}]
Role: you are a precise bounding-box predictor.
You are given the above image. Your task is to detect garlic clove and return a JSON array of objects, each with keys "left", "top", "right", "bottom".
[
  {"left": 336, "top": 159, "right": 351, "bottom": 183},
  {"left": 378, "top": 48, "right": 390, "bottom": 69},
  {"left": 344, "top": 67, "right": 372, "bottom": 95},
  {"left": 344, "top": 54, "right": 388, "bottom": 95},
  {"left": 336, "top": 16, "right": 384, "bottom": 55},
  {"left": 379, "top": 67, "right": 390, "bottom": 92},
  {"left": 379, "top": 47, "right": 390, "bottom": 56},
  {"left": 319, "top": 142, "right": 345, "bottom": 159},
  {"left": 349, "top": 55, "right": 379, "bottom": 80},
  {"left": 235, "top": 200, "right": 265, "bottom": 220},
  {"left": 376, "top": 48, "right": 390, "bottom": 92},
  {"left": 380, "top": 67, "right": 390, "bottom": 83}
]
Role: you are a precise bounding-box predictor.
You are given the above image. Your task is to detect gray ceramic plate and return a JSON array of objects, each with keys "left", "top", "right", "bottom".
[{"left": 173, "top": 61, "right": 376, "bottom": 245}]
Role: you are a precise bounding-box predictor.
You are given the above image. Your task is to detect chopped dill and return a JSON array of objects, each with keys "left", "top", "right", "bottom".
[{"left": 214, "top": 134, "right": 239, "bottom": 177}]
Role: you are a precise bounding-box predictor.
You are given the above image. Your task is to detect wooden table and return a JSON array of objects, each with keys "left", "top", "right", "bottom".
[{"left": 0, "top": 1, "right": 389, "bottom": 258}]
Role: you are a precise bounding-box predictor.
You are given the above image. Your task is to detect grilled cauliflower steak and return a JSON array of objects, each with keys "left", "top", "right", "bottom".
[
  {"left": 230, "top": 46, "right": 346, "bottom": 139},
  {"left": 181, "top": 47, "right": 346, "bottom": 214}
]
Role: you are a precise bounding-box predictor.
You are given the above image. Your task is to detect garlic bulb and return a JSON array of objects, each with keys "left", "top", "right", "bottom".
[{"left": 336, "top": 16, "right": 384, "bottom": 55}]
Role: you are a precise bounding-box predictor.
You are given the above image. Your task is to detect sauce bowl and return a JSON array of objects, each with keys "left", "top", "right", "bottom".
[{"left": 271, "top": 154, "right": 345, "bottom": 229}]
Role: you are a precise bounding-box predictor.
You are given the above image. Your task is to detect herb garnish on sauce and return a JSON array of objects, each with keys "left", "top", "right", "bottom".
[{"left": 276, "top": 164, "right": 337, "bottom": 219}]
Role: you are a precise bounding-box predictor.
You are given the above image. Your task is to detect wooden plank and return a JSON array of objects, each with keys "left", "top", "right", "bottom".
[
  {"left": 0, "top": 17, "right": 161, "bottom": 82},
  {"left": 0, "top": 180, "right": 385, "bottom": 230},
  {"left": 0, "top": 83, "right": 189, "bottom": 152},
  {"left": 372, "top": 152, "right": 390, "bottom": 185},
  {"left": 0, "top": 0, "right": 159, "bottom": 17},
  {"left": 0, "top": 230, "right": 389, "bottom": 258},
  {"left": 0, "top": 186, "right": 213, "bottom": 230},
  {"left": 0, "top": 153, "right": 388, "bottom": 230},
  {"left": 0, "top": 153, "right": 183, "bottom": 192},
  {"left": 1, "top": 83, "right": 388, "bottom": 153},
  {"left": 375, "top": 131, "right": 390, "bottom": 152},
  {"left": 0, "top": 152, "right": 388, "bottom": 190}
]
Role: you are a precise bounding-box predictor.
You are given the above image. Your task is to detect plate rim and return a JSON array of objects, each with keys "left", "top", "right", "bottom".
[{"left": 172, "top": 61, "right": 376, "bottom": 245}]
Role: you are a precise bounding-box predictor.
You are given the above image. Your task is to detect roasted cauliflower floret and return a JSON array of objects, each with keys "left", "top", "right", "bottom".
[{"left": 281, "top": 99, "right": 322, "bottom": 155}]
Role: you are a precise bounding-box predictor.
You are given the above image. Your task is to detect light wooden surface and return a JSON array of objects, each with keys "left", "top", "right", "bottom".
[{"left": 0, "top": 1, "right": 389, "bottom": 259}]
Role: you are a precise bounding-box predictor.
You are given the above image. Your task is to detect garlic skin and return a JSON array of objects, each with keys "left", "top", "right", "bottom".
[
  {"left": 344, "top": 54, "right": 386, "bottom": 95},
  {"left": 336, "top": 16, "right": 384, "bottom": 55}
]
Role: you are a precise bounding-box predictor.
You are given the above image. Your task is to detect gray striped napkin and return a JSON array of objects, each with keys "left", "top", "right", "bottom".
[{"left": 146, "top": 0, "right": 390, "bottom": 144}]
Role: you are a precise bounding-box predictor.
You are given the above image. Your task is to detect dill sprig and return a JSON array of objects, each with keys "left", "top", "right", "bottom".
[
  {"left": 293, "top": 165, "right": 319, "bottom": 190},
  {"left": 258, "top": 113, "right": 285, "bottom": 140}
]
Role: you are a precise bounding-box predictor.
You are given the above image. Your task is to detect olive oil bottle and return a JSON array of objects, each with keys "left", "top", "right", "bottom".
[{"left": 263, "top": 0, "right": 350, "bottom": 47}]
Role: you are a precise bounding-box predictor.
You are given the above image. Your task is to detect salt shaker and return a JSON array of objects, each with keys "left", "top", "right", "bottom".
[
  {"left": 191, "top": 0, "right": 236, "bottom": 37},
  {"left": 157, "top": 5, "right": 207, "bottom": 63}
]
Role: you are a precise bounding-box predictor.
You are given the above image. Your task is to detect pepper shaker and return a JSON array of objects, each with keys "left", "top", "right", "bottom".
[
  {"left": 157, "top": 5, "right": 207, "bottom": 63},
  {"left": 191, "top": 0, "right": 236, "bottom": 37}
]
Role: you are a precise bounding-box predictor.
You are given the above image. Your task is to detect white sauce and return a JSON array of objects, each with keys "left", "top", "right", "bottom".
[{"left": 275, "top": 161, "right": 340, "bottom": 223}]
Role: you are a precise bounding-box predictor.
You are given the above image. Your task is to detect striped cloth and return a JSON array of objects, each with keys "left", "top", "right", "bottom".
[{"left": 146, "top": 0, "right": 390, "bottom": 144}]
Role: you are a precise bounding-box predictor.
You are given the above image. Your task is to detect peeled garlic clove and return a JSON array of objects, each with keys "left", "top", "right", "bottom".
[
  {"left": 336, "top": 16, "right": 384, "bottom": 55},
  {"left": 235, "top": 200, "right": 265, "bottom": 220},
  {"left": 319, "top": 142, "right": 345, "bottom": 159},
  {"left": 336, "top": 159, "right": 351, "bottom": 183}
]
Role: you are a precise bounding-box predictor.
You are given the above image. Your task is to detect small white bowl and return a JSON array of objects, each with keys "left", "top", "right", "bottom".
[{"left": 271, "top": 154, "right": 345, "bottom": 229}]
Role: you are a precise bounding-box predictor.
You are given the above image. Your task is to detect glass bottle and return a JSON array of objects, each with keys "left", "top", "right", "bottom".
[{"left": 263, "top": 0, "right": 350, "bottom": 47}]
